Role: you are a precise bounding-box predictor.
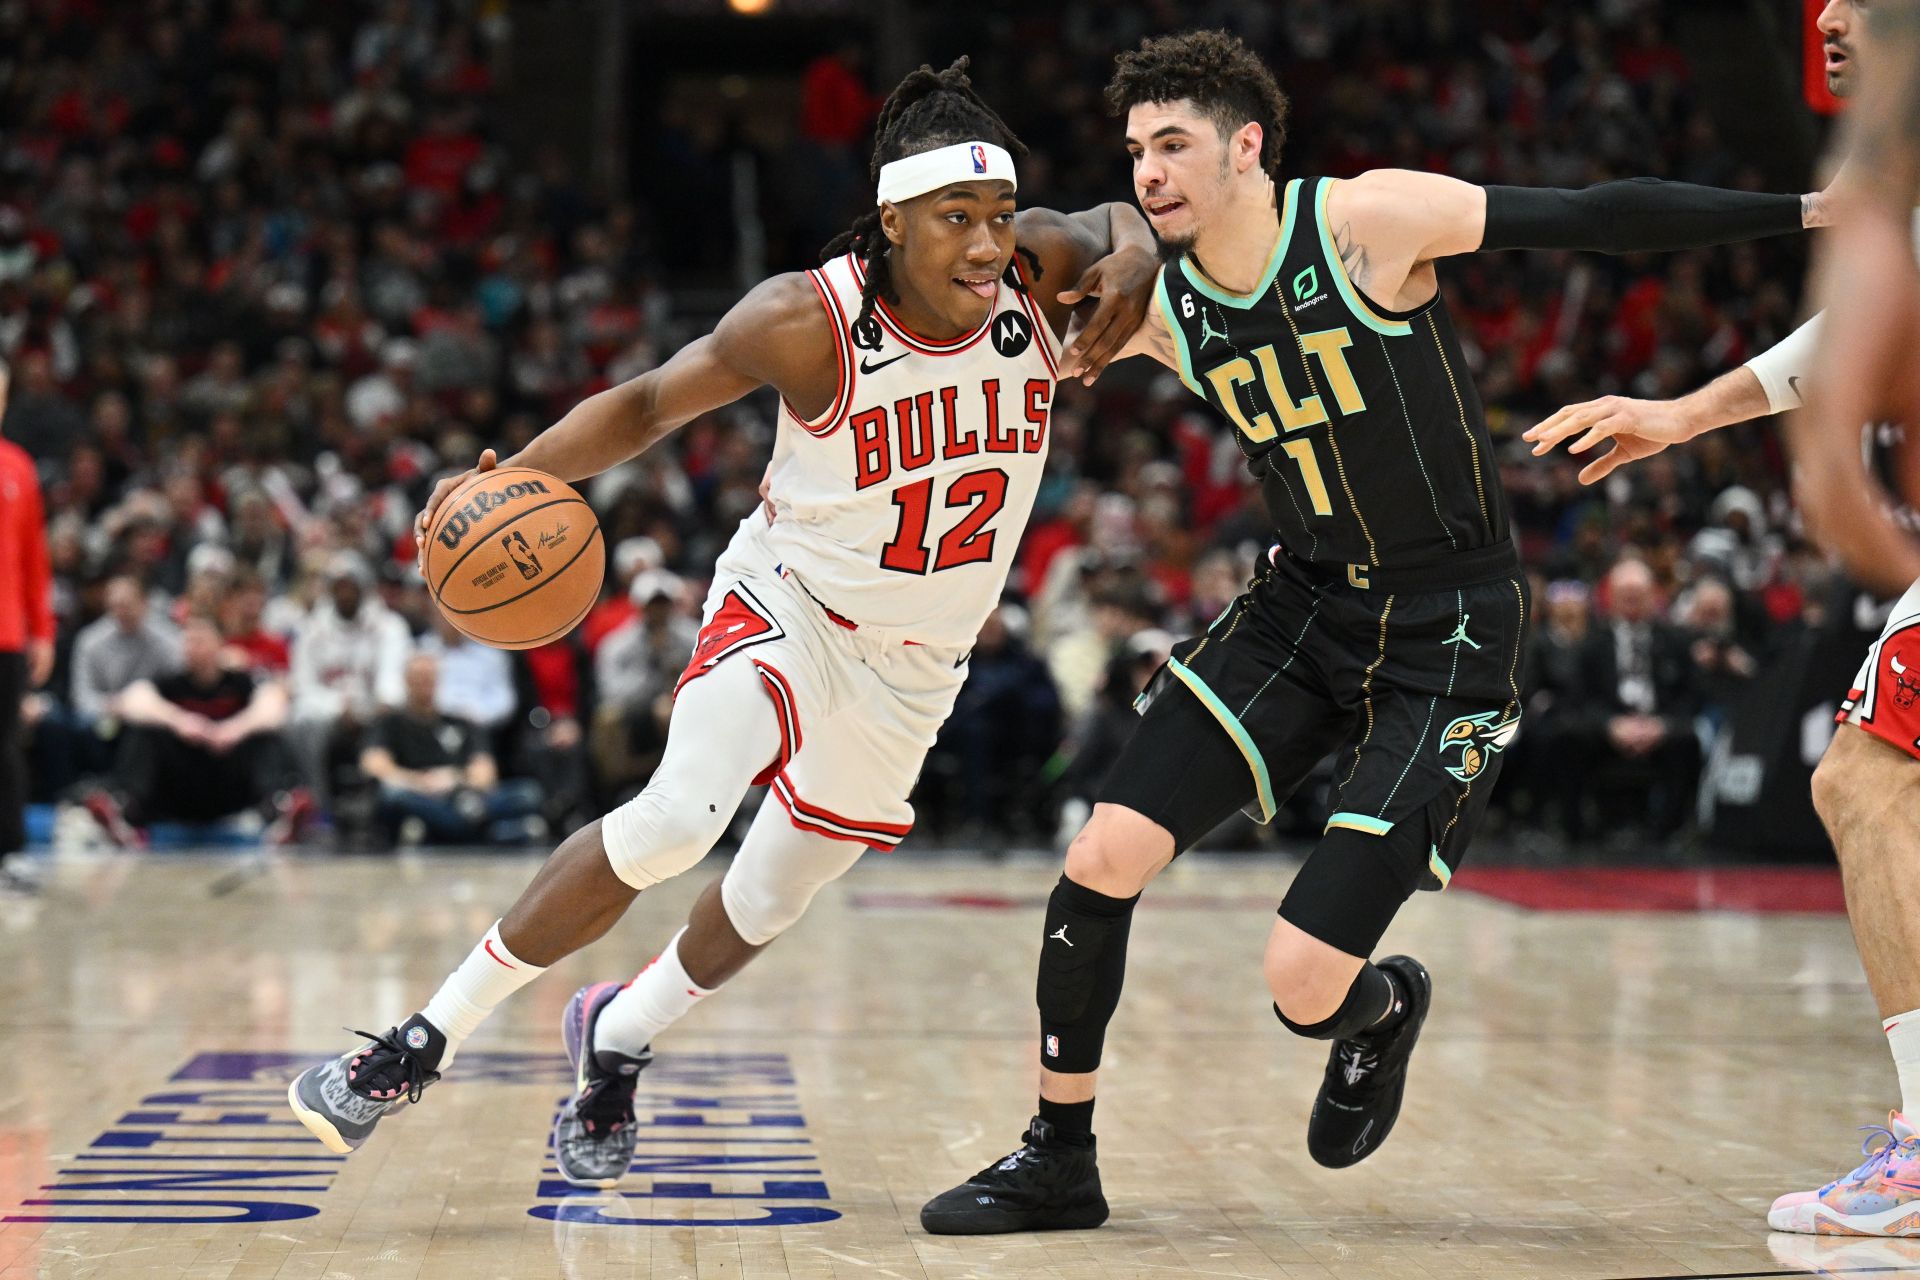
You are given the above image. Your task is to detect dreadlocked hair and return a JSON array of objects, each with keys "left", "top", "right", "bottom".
[
  {"left": 820, "top": 56, "right": 1030, "bottom": 334},
  {"left": 1105, "top": 30, "right": 1290, "bottom": 182}
]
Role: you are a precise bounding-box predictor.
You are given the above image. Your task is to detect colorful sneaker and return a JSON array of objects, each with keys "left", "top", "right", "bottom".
[
  {"left": 1769, "top": 1113, "right": 1920, "bottom": 1236},
  {"left": 552, "top": 982, "right": 650, "bottom": 1188},
  {"left": 1306, "top": 954, "right": 1431, "bottom": 1168},
  {"left": 287, "top": 1015, "right": 445, "bottom": 1154},
  {"left": 919, "top": 1116, "right": 1109, "bottom": 1234}
]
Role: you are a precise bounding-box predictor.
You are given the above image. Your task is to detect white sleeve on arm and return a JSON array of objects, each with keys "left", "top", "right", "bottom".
[{"left": 1744, "top": 310, "right": 1824, "bottom": 415}]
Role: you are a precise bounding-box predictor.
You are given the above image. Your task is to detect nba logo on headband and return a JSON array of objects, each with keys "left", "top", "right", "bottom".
[{"left": 875, "top": 141, "right": 1018, "bottom": 204}]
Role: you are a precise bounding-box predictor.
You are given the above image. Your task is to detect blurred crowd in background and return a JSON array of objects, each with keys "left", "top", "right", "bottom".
[{"left": 0, "top": 0, "right": 1865, "bottom": 853}]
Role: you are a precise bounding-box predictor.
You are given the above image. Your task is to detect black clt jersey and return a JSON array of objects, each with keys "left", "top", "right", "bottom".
[{"left": 1158, "top": 175, "right": 1510, "bottom": 571}]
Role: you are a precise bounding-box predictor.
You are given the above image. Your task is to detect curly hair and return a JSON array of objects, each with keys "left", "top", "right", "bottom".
[
  {"left": 1104, "top": 30, "right": 1290, "bottom": 181},
  {"left": 820, "top": 57, "right": 1030, "bottom": 333}
]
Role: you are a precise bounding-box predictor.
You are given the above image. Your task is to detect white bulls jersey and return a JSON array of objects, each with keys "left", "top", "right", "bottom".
[{"left": 761, "top": 251, "right": 1061, "bottom": 648}]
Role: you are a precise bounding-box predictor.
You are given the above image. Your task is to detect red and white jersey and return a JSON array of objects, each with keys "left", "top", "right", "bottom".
[{"left": 761, "top": 250, "right": 1061, "bottom": 648}]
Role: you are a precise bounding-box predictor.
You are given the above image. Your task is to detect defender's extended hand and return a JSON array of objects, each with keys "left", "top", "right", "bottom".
[
  {"left": 1524, "top": 396, "right": 1694, "bottom": 485},
  {"left": 1059, "top": 246, "right": 1158, "bottom": 385}
]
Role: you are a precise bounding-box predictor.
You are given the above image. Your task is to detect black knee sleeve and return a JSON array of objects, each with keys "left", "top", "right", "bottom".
[
  {"left": 1036, "top": 874, "right": 1139, "bottom": 1073},
  {"left": 1274, "top": 962, "right": 1395, "bottom": 1041}
]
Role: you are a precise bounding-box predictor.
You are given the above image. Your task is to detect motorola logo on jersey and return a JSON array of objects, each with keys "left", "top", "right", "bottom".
[
  {"left": 991, "top": 311, "right": 1033, "bottom": 358},
  {"left": 850, "top": 315, "right": 884, "bottom": 352}
]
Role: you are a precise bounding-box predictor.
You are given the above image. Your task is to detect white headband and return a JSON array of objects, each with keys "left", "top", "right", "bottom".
[{"left": 875, "top": 141, "right": 1018, "bottom": 205}]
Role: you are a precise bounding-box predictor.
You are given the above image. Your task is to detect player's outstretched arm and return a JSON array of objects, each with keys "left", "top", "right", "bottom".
[
  {"left": 414, "top": 274, "right": 832, "bottom": 557},
  {"left": 1332, "top": 169, "right": 1822, "bottom": 280},
  {"left": 1015, "top": 202, "right": 1158, "bottom": 384},
  {"left": 1524, "top": 312, "right": 1824, "bottom": 483}
]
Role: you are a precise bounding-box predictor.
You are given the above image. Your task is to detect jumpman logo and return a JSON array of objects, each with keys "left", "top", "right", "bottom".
[
  {"left": 1198, "top": 307, "right": 1229, "bottom": 348},
  {"left": 1442, "top": 615, "right": 1481, "bottom": 650},
  {"left": 1049, "top": 925, "right": 1073, "bottom": 947}
]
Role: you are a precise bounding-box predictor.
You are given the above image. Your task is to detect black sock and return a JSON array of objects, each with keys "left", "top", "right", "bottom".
[
  {"left": 1037, "top": 1096, "right": 1095, "bottom": 1146},
  {"left": 1369, "top": 968, "right": 1407, "bottom": 1034}
]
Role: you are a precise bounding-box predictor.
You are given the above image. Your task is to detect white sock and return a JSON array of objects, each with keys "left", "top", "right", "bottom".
[
  {"left": 592, "top": 928, "right": 715, "bottom": 1058},
  {"left": 1887, "top": 1010, "right": 1920, "bottom": 1120},
  {"left": 419, "top": 920, "right": 546, "bottom": 1069}
]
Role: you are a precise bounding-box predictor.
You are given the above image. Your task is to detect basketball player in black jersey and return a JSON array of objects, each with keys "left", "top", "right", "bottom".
[{"left": 922, "top": 29, "right": 1831, "bottom": 1234}]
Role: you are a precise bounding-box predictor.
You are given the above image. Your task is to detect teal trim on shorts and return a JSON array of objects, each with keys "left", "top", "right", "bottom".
[
  {"left": 1166, "top": 656, "right": 1276, "bottom": 823},
  {"left": 1325, "top": 811, "right": 1395, "bottom": 837}
]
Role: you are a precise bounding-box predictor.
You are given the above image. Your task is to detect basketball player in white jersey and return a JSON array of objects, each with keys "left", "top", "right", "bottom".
[
  {"left": 287, "top": 60, "right": 1159, "bottom": 1187},
  {"left": 1530, "top": 0, "right": 1920, "bottom": 1236}
]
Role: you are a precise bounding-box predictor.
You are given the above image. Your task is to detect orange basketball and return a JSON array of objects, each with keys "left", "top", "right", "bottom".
[{"left": 422, "top": 466, "right": 604, "bottom": 650}]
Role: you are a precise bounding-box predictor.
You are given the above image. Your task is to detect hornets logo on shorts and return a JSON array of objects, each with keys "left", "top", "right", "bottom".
[{"left": 1437, "top": 711, "right": 1521, "bottom": 782}]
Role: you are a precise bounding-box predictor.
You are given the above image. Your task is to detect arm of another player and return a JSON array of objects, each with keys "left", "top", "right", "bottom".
[
  {"left": 1333, "top": 168, "right": 1825, "bottom": 275},
  {"left": 414, "top": 274, "right": 833, "bottom": 556},
  {"left": 1789, "top": 0, "right": 1920, "bottom": 595},
  {"left": 1015, "top": 203, "right": 1158, "bottom": 384},
  {"left": 1524, "top": 313, "right": 1821, "bottom": 483}
]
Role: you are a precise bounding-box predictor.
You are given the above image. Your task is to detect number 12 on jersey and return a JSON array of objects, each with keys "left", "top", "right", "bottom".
[{"left": 879, "top": 468, "right": 1008, "bottom": 574}]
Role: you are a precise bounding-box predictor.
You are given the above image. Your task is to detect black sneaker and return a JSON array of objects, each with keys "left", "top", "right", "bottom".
[
  {"left": 553, "top": 981, "right": 650, "bottom": 1188},
  {"left": 1306, "top": 954, "right": 1431, "bottom": 1169},
  {"left": 288, "top": 1015, "right": 445, "bottom": 1153},
  {"left": 919, "top": 1117, "right": 1109, "bottom": 1234}
]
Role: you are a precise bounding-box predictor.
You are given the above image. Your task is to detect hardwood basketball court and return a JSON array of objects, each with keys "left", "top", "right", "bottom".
[{"left": 0, "top": 849, "right": 1907, "bottom": 1279}]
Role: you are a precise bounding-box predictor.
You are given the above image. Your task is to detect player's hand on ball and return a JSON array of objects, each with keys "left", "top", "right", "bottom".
[
  {"left": 1058, "top": 245, "right": 1158, "bottom": 386},
  {"left": 1523, "top": 396, "right": 1691, "bottom": 485},
  {"left": 415, "top": 448, "right": 498, "bottom": 572}
]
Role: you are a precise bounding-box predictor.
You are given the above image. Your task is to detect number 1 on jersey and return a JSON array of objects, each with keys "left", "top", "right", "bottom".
[
  {"left": 880, "top": 468, "right": 1009, "bottom": 574},
  {"left": 1278, "top": 438, "right": 1334, "bottom": 516}
]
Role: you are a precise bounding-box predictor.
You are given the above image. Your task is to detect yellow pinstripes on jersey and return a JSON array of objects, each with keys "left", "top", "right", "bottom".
[{"left": 1425, "top": 312, "right": 1489, "bottom": 535}]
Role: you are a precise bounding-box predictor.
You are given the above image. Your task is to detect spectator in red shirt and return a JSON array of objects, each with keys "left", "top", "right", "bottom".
[
  {"left": 217, "top": 567, "right": 292, "bottom": 677},
  {"left": 0, "top": 359, "right": 56, "bottom": 859}
]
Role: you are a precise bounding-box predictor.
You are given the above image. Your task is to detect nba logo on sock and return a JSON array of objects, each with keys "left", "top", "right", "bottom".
[
  {"left": 1045, "top": 1035, "right": 1059, "bottom": 1058},
  {"left": 970, "top": 144, "right": 986, "bottom": 173},
  {"left": 405, "top": 1025, "right": 429, "bottom": 1050}
]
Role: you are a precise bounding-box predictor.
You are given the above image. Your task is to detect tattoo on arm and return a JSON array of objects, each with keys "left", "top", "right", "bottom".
[
  {"left": 1011, "top": 245, "right": 1042, "bottom": 292},
  {"left": 1334, "top": 220, "right": 1371, "bottom": 291}
]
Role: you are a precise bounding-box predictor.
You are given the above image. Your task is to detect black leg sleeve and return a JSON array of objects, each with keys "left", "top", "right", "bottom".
[{"left": 1036, "top": 874, "right": 1141, "bottom": 1074}]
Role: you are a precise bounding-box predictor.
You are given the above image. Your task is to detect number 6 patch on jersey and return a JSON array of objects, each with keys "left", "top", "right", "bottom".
[{"left": 675, "top": 585, "right": 786, "bottom": 696}]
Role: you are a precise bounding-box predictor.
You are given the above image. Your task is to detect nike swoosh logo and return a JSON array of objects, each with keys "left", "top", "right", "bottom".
[
  {"left": 860, "top": 353, "right": 909, "bottom": 374},
  {"left": 1788, "top": 375, "right": 1803, "bottom": 400}
]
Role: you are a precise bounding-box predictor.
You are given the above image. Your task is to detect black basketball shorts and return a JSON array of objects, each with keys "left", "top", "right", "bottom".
[{"left": 1098, "top": 548, "right": 1531, "bottom": 957}]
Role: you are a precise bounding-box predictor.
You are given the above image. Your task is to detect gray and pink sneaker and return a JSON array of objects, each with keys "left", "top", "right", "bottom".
[
  {"left": 553, "top": 981, "right": 650, "bottom": 1188},
  {"left": 288, "top": 1016, "right": 445, "bottom": 1154}
]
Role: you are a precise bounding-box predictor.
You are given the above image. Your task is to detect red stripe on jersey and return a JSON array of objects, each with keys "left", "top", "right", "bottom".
[
  {"left": 849, "top": 254, "right": 997, "bottom": 356},
  {"left": 782, "top": 268, "right": 854, "bottom": 438}
]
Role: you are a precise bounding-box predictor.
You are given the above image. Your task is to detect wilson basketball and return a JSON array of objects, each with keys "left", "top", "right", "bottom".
[{"left": 422, "top": 466, "right": 604, "bottom": 650}]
